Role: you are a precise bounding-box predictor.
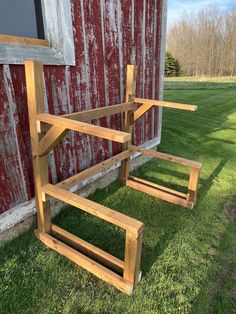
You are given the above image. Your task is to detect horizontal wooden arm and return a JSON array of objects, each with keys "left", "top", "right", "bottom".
[
  {"left": 42, "top": 184, "right": 144, "bottom": 237},
  {"left": 57, "top": 150, "right": 131, "bottom": 190},
  {"left": 134, "top": 98, "right": 197, "bottom": 111},
  {"left": 37, "top": 113, "right": 131, "bottom": 144},
  {"left": 64, "top": 102, "right": 135, "bottom": 122},
  {"left": 130, "top": 145, "right": 202, "bottom": 168}
]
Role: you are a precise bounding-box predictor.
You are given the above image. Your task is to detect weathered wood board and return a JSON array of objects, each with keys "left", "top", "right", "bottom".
[{"left": 0, "top": 0, "right": 164, "bottom": 214}]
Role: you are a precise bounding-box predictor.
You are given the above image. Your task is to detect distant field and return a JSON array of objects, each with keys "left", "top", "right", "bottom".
[{"left": 165, "top": 76, "right": 236, "bottom": 90}]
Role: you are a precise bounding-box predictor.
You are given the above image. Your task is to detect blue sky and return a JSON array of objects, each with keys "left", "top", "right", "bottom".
[{"left": 167, "top": 0, "right": 233, "bottom": 28}]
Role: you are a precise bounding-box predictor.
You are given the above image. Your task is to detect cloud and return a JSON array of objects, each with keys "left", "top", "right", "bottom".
[{"left": 167, "top": 0, "right": 233, "bottom": 28}]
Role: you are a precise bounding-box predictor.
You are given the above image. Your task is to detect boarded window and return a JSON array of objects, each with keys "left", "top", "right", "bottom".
[{"left": 0, "top": 0, "right": 44, "bottom": 39}]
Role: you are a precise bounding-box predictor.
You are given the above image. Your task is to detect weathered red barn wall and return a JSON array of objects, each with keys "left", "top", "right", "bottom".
[{"left": 0, "top": 0, "right": 164, "bottom": 215}]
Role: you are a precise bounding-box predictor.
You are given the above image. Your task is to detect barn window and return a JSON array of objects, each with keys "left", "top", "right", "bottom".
[
  {"left": 0, "top": 0, "right": 45, "bottom": 40},
  {"left": 0, "top": 0, "right": 75, "bottom": 65}
]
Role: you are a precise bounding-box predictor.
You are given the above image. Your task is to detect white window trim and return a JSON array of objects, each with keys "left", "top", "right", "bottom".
[{"left": 0, "top": 0, "right": 75, "bottom": 65}]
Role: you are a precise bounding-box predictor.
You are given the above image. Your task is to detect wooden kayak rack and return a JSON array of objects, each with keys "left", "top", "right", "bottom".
[{"left": 25, "top": 60, "right": 201, "bottom": 294}]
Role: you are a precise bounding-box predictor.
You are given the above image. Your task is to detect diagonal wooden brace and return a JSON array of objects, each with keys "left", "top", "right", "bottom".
[
  {"left": 39, "top": 125, "right": 68, "bottom": 156},
  {"left": 133, "top": 98, "right": 197, "bottom": 123}
]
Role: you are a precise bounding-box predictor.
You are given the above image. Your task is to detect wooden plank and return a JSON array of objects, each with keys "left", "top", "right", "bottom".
[
  {"left": 0, "top": 34, "right": 49, "bottom": 47},
  {"left": 120, "top": 65, "right": 137, "bottom": 182},
  {"left": 130, "top": 145, "right": 202, "bottom": 169},
  {"left": 24, "top": 60, "right": 51, "bottom": 233},
  {"left": 133, "top": 103, "right": 153, "bottom": 122},
  {"left": 37, "top": 113, "right": 131, "bottom": 144},
  {"left": 39, "top": 125, "right": 68, "bottom": 156},
  {"left": 51, "top": 224, "right": 124, "bottom": 274},
  {"left": 124, "top": 231, "right": 143, "bottom": 287},
  {"left": 129, "top": 176, "right": 188, "bottom": 198},
  {"left": 57, "top": 150, "right": 131, "bottom": 190},
  {"left": 126, "top": 178, "right": 193, "bottom": 208},
  {"left": 187, "top": 167, "right": 200, "bottom": 202},
  {"left": 42, "top": 183, "right": 144, "bottom": 236},
  {"left": 63, "top": 102, "right": 135, "bottom": 122},
  {"left": 134, "top": 98, "right": 198, "bottom": 111},
  {"left": 35, "top": 229, "right": 133, "bottom": 295}
]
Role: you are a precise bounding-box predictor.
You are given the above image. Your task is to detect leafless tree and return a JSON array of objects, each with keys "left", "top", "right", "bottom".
[{"left": 167, "top": 3, "right": 236, "bottom": 76}]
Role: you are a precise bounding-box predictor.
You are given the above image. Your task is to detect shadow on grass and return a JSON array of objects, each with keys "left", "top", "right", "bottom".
[{"left": 198, "top": 159, "right": 228, "bottom": 199}]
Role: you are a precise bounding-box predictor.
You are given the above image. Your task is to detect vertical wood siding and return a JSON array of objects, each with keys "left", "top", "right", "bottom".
[{"left": 0, "top": 0, "right": 163, "bottom": 214}]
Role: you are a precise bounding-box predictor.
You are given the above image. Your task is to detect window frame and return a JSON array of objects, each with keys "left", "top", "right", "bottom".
[{"left": 0, "top": 0, "right": 75, "bottom": 65}]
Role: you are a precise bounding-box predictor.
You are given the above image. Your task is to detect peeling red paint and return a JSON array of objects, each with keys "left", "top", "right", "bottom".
[{"left": 0, "top": 0, "right": 163, "bottom": 214}]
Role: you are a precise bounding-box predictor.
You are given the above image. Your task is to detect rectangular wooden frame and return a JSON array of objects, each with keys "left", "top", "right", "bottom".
[{"left": 24, "top": 60, "right": 201, "bottom": 294}]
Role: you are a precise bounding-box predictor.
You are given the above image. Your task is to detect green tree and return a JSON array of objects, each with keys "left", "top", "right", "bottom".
[
  {"left": 174, "top": 58, "right": 181, "bottom": 76},
  {"left": 165, "top": 52, "right": 181, "bottom": 77},
  {"left": 165, "top": 51, "right": 175, "bottom": 76}
]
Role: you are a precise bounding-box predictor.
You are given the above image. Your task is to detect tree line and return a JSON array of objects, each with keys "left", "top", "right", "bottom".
[{"left": 167, "top": 4, "right": 236, "bottom": 77}]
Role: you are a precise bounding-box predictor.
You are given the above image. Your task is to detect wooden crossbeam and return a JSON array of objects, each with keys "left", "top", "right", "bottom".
[
  {"left": 130, "top": 145, "right": 202, "bottom": 169},
  {"left": 57, "top": 150, "right": 131, "bottom": 190},
  {"left": 35, "top": 229, "right": 133, "bottom": 294},
  {"left": 64, "top": 102, "right": 135, "bottom": 122},
  {"left": 129, "top": 176, "right": 187, "bottom": 199},
  {"left": 126, "top": 177, "right": 193, "bottom": 208},
  {"left": 42, "top": 183, "right": 144, "bottom": 237},
  {"left": 37, "top": 113, "right": 130, "bottom": 144},
  {"left": 134, "top": 98, "right": 197, "bottom": 111},
  {"left": 51, "top": 224, "right": 124, "bottom": 274},
  {"left": 128, "top": 146, "right": 201, "bottom": 208}
]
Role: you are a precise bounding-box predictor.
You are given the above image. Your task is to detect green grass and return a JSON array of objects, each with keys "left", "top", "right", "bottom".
[
  {"left": 1, "top": 79, "right": 236, "bottom": 314},
  {"left": 165, "top": 76, "right": 236, "bottom": 90}
]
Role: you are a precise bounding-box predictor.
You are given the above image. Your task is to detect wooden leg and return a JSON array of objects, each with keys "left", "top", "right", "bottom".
[
  {"left": 120, "top": 110, "right": 133, "bottom": 184},
  {"left": 124, "top": 230, "right": 143, "bottom": 287},
  {"left": 187, "top": 167, "right": 200, "bottom": 203},
  {"left": 120, "top": 65, "right": 137, "bottom": 184},
  {"left": 25, "top": 61, "right": 51, "bottom": 233},
  {"left": 33, "top": 155, "right": 51, "bottom": 233}
]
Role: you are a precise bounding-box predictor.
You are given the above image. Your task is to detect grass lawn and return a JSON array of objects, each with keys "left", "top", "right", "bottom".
[
  {"left": 165, "top": 76, "right": 236, "bottom": 90},
  {"left": 1, "top": 78, "right": 236, "bottom": 314}
]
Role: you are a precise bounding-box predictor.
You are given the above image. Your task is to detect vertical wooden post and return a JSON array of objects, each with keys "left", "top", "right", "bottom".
[
  {"left": 187, "top": 167, "right": 200, "bottom": 203},
  {"left": 120, "top": 64, "right": 137, "bottom": 183},
  {"left": 124, "top": 231, "right": 143, "bottom": 287},
  {"left": 25, "top": 60, "right": 51, "bottom": 233}
]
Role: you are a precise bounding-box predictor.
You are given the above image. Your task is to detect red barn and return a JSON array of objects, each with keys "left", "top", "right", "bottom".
[{"left": 0, "top": 0, "right": 167, "bottom": 240}]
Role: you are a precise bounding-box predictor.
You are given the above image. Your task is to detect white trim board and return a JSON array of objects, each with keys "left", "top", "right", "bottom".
[
  {"left": 0, "top": 137, "right": 160, "bottom": 234},
  {"left": 157, "top": 0, "right": 168, "bottom": 141}
]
